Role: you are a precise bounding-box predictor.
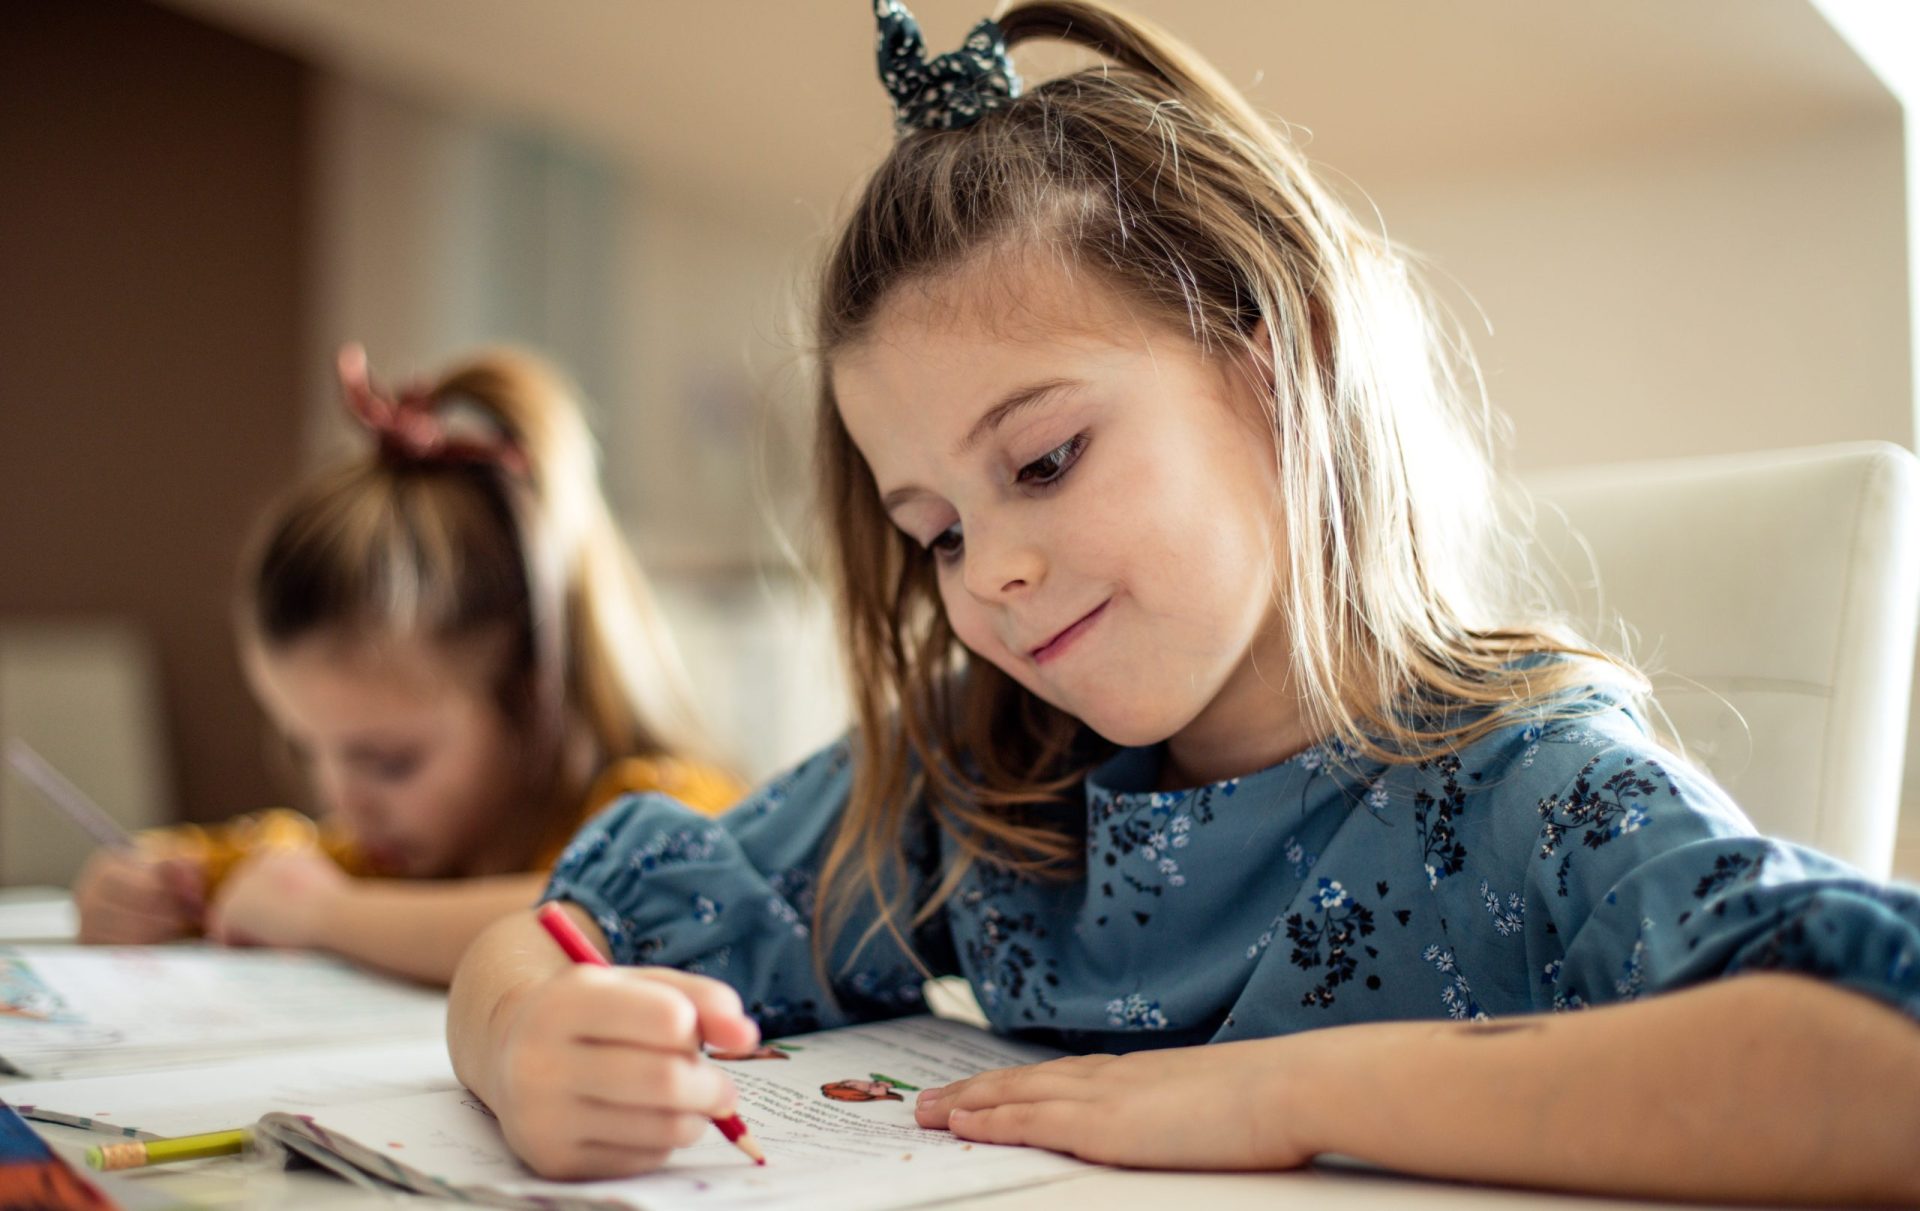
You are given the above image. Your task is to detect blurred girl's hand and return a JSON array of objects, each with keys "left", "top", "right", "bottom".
[
  {"left": 487, "top": 963, "right": 758, "bottom": 1180},
  {"left": 205, "top": 847, "right": 348, "bottom": 949},
  {"left": 73, "top": 850, "right": 204, "bottom": 944}
]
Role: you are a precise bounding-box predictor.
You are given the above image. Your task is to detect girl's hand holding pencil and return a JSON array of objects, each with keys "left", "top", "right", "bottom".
[
  {"left": 4, "top": 737, "right": 203, "bottom": 944},
  {"left": 450, "top": 903, "right": 763, "bottom": 1180},
  {"left": 72, "top": 850, "right": 205, "bottom": 945}
]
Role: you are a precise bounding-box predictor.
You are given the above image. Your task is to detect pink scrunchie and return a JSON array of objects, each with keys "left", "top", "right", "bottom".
[{"left": 336, "top": 343, "right": 529, "bottom": 478}]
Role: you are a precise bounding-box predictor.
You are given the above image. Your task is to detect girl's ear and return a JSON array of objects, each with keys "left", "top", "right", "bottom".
[
  {"left": 1244, "top": 314, "right": 1274, "bottom": 381},
  {"left": 1243, "top": 316, "right": 1277, "bottom": 394}
]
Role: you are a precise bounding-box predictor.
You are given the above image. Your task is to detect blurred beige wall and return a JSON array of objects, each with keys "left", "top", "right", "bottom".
[
  {"left": 1373, "top": 117, "right": 1911, "bottom": 469},
  {"left": 0, "top": 0, "right": 309, "bottom": 835}
]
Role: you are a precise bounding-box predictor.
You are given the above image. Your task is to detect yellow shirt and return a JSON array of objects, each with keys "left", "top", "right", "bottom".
[{"left": 141, "top": 756, "right": 745, "bottom": 894}]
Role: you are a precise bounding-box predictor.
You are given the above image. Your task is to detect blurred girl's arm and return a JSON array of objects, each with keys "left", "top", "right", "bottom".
[
  {"left": 307, "top": 872, "right": 555, "bottom": 984},
  {"left": 207, "top": 851, "right": 548, "bottom": 985},
  {"left": 922, "top": 972, "right": 1920, "bottom": 1205}
]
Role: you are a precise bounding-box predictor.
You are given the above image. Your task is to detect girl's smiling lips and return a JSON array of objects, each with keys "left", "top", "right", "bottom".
[{"left": 1029, "top": 598, "right": 1112, "bottom": 665}]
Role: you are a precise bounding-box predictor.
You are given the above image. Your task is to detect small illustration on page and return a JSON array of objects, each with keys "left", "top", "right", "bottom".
[
  {"left": 819, "top": 1075, "right": 914, "bottom": 1102},
  {"left": 0, "top": 960, "right": 76, "bottom": 1023}
]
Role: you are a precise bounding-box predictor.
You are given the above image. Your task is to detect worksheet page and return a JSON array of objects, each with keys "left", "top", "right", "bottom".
[{"left": 265, "top": 1015, "right": 1100, "bottom": 1211}]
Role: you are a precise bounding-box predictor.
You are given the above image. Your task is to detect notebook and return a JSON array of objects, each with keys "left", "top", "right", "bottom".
[{"left": 15, "top": 1014, "right": 1099, "bottom": 1211}]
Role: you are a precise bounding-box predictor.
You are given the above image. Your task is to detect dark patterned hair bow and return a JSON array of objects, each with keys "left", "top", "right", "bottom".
[
  {"left": 874, "top": 0, "right": 1021, "bottom": 133},
  {"left": 336, "top": 343, "right": 529, "bottom": 478}
]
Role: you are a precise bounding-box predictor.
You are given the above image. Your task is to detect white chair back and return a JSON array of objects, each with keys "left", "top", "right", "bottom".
[{"left": 1525, "top": 442, "right": 1920, "bottom": 877}]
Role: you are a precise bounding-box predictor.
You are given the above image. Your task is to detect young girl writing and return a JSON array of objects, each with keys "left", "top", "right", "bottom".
[
  {"left": 73, "top": 345, "right": 742, "bottom": 983},
  {"left": 446, "top": 2, "right": 1920, "bottom": 1199}
]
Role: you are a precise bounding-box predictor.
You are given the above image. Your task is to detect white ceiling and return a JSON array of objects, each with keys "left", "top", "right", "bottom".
[{"left": 160, "top": 0, "right": 1892, "bottom": 230}]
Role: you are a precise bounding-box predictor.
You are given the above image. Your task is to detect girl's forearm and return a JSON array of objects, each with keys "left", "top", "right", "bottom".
[
  {"left": 308, "top": 873, "right": 551, "bottom": 985},
  {"left": 1290, "top": 973, "right": 1920, "bottom": 1205}
]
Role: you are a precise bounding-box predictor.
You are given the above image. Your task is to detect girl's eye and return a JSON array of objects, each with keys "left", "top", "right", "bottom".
[
  {"left": 364, "top": 754, "right": 422, "bottom": 784},
  {"left": 927, "top": 523, "right": 964, "bottom": 560},
  {"left": 1015, "top": 434, "right": 1088, "bottom": 488}
]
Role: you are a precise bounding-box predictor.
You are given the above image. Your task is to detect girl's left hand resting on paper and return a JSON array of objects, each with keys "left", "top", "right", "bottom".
[
  {"left": 448, "top": 905, "right": 759, "bottom": 1180},
  {"left": 205, "top": 847, "right": 349, "bottom": 949},
  {"left": 914, "top": 1037, "right": 1310, "bottom": 1170}
]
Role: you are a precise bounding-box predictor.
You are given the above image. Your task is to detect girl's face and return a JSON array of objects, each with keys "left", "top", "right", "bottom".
[
  {"left": 833, "top": 257, "right": 1309, "bottom": 782},
  {"left": 243, "top": 631, "right": 524, "bottom": 877}
]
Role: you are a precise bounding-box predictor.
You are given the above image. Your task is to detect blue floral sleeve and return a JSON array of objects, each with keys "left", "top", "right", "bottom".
[
  {"left": 542, "top": 740, "right": 950, "bottom": 1037},
  {"left": 1530, "top": 744, "right": 1920, "bottom": 1020}
]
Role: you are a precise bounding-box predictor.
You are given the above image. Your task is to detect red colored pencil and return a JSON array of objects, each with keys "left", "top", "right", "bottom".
[{"left": 534, "top": 902, "right": 767, "bottom": 1166}]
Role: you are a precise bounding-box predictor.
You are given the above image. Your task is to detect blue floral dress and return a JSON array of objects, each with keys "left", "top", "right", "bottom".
[{"left": 543, "top": 699, "right": 1920, "bottom": 1049}]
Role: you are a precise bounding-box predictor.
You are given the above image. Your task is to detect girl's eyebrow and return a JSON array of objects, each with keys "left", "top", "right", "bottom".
[
  {"left": 342, "top": 739, "right": 420, "bottom": 762},
  {"left": 952, "top": 378, "right": 1079, "bottom": 458},
  {"left": 880, "top": 378, "right": 1082, "bottom": 514}
]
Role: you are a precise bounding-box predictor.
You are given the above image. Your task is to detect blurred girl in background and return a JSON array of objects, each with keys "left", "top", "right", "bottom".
[{"left": 74, "top": 344, "right": 741, "bottom": 983}]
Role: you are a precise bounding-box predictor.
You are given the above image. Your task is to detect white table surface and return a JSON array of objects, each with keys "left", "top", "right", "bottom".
[
  {"left": 0, "top": 885, "right": 79, "bottom": 943},
  {"left": 39, "top": 1125, "right": 1780, "bottom": 1211},
  {"left": 4, "top": 888, "right": 1777, "bottom": 1211}
]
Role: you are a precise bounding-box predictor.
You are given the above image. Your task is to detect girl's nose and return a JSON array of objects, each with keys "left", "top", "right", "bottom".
[
  {"left": 961, "top": 522, "right": 1045, "bottom": 603},
  {"left": 320, "top": 769, "right": 380, "bottom": 832}
]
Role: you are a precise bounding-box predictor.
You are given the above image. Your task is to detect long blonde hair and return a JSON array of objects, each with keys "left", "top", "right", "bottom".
[
  {"left": 242, "top": 347, "right": 705, "bottom": 846},
  {"left": 811, "top": 1, "right": 1642, "bottom": 965}
]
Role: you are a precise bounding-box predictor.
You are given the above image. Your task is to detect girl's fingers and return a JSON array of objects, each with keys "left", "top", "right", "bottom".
[
  {"left": 551, "top": 968, "right": 707, "bottom": 1051},
  {"left": 562, "top": 1041, "right": 738, "bottom": 1117},
  {"left": 155, "top": 856, "right": 206, "bottom": 912},
  {"left": 510, "top": 1128, "right": 676, "bottom": 1182},
  {"left": 916, "top": 1059, "right": 1107, "bottom": 1125},
  {"left": 945, "top": 1100, "right": 1089, "bottom": 1154},
  {"left": 549, "top": 966, "right": 758, "bottom": 1056},
  {"left": 203, "top": 907, "right": 247, "bottom": 946},
  {"left": 76, "top": 898, "right": 191, "bottom": 944},
  {"left": 557, "top": 1141, "right": 674, "bottom": 1182},
  {"left": 629, "top": 967, "right": 760, "bottom": 1054},
  {"left": 573, "top": 1104, "right": 712, "bottom": 1154},
  {"left": 92, "top": 865, "right": 180, "bottom": 920},
  {"left": 79, "top": 863, "right": 199, "bottom": 942}
]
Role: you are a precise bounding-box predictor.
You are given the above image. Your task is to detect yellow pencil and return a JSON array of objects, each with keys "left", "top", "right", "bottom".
[{"left": 85, "top": 1128, "right": 251, "bottom": 1171}]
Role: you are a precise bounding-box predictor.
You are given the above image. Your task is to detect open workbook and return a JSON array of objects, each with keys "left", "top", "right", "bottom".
[
  {"left": 0, "top": 945, "right": 1098, "bottom": 1211},
  {"left": 262, "top": 1015, "right": 1094, "bottom": 1211}
]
